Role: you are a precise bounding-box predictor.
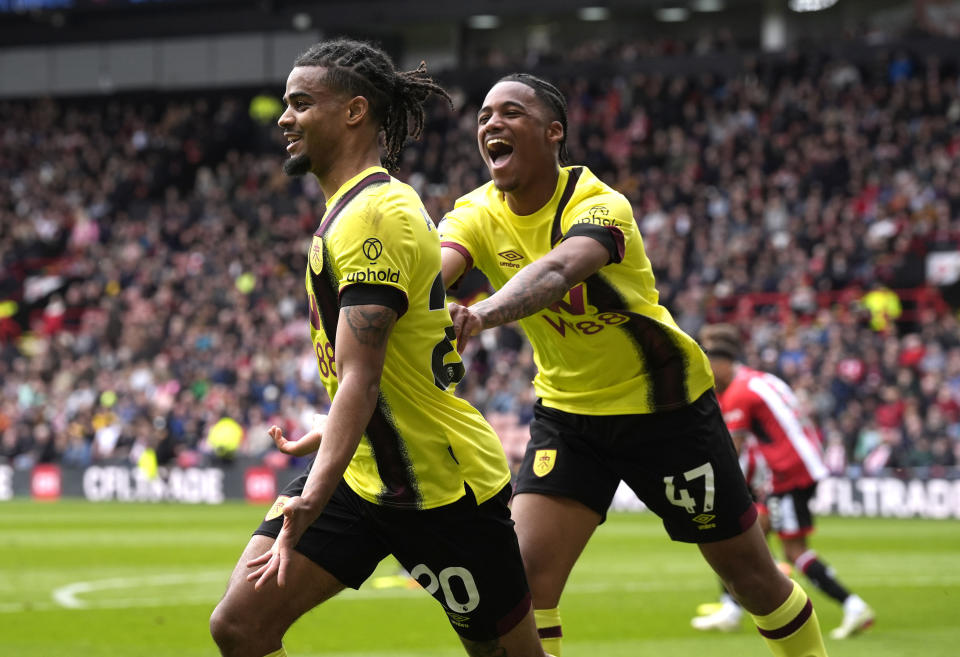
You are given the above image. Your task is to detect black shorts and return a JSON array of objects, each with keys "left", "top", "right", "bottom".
[
  {"left": 254, "top": 476, "right": 530, "bottom": 642},
  {"left": 514, "top": 390, "right": 757, "bottom": 543},
  {"left": 767, "top": 484, "right": 817, "bottom": 539}
]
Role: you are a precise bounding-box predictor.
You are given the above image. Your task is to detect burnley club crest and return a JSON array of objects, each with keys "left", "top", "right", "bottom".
[
  {"left": 310, "top": 236, "right": 324, "bottom": 275},
  {"left": 533, "top": 449, "right": 556, "bottom": 477}
]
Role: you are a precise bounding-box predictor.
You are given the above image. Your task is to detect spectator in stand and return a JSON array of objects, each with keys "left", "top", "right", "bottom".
[
  {"left": 862, "top": 283, "right": 903, "bottom": 332},
  {"left": 0, "top": 36, "right": 959, "bottom": 482}
]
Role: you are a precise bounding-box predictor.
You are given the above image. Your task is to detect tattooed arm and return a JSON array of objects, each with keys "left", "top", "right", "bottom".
[
  {"left": 300, "top": 303, "right": 396, "bottom": 505},
  {"left": 448, "top": 235, "right": 609, "bottom": 353},
  {"left": 247, "top": 302, "right": 396, "bottom": 589}
]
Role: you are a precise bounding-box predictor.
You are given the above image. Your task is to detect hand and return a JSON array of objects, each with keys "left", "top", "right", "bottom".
[
  {"left": 268, "top": 414, "right": 326, "bottom": 456},
  {"left": 447, "top": 302, "right": 485, "bottom": 354},
  {"left": 245, "top": 495, "right": 315, "bottom": 589}
]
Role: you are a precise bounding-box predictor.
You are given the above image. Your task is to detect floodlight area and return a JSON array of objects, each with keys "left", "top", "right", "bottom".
[
  {"left": 691, "top": 0, "right": 725, "bottom": 11},
  {"left": 467, "top": 14, "right": 501, "bottom": 30},
  {"left": 577, "top": 6, "right": 611, "bottom": 22},
  {"left": 789, "top": 0, "right": 840, "bottom": 12},
  {"left": 655, "top": 7, "right": 691, "bottom": 23}
]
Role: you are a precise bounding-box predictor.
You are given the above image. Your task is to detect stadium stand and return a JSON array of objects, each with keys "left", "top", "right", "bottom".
[{"left": 1, "top": 33, "right": 959, "bottom": 479}]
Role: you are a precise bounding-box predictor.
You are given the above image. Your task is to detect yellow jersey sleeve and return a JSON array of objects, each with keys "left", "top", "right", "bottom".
[
  {"left": 560, "top": 192, "right": 633, "bottom": 264},
  {"left": 328, "top": 193, "right": 419, "bottom": 315},
  {"left": 438, "top": 195, "right": 486, "bottom": 271}
]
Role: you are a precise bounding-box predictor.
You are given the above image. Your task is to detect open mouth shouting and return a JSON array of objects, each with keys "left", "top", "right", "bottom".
[{"left": 485, "top": 137, "right": 514, "bottom": 170}]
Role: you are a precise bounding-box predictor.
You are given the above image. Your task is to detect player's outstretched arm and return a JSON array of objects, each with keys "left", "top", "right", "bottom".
[
  {"left": 268, "top": 414, "right": 327, "bottom": 456},
  {"left": 247, "top": 303, "right": 396, "bottom": 589},
  {"left": 447, "top": 235, "right": 608, "bottom": 352}
]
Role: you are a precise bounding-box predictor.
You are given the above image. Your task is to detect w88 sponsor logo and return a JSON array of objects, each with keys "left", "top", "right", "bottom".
[{"left": 540, "top": 283, "right": 628, "bottom": 337}]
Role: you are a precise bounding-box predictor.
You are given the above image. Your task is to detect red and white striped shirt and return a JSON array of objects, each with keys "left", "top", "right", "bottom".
[{"left": 719, "top": 366, "right": 828, "bottom": 494}]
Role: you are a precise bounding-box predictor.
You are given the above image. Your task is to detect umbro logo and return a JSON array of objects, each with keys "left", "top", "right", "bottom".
[
  {"left": 693, "top": 513, "right": 717, "bottom": 530},
  {"left": 498, "top": 250, "right": 524, "bottom": 268}
]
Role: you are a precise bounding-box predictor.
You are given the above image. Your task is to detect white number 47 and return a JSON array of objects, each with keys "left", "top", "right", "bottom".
[{"left": 663, "top": 463, "right": 715, "bottom": 514}]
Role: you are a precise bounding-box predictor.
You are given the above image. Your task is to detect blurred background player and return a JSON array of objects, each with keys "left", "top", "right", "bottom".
[
  {"left": 695, "top": 323, "right": 875, "bottom": 640},
  {"left": 439, "top": 73, "right": 829, "bottom": 657},
  {"left": 209, "top": 39, "right": 550, "bottom": 657}
]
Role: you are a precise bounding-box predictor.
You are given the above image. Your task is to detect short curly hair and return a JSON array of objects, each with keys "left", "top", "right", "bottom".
[{"left": 699, "top": 324, "right": 742, "bottom": 361}]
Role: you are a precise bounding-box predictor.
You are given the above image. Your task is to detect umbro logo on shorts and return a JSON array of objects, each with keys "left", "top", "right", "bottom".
[{"left": 693, "top": 513, "right": 717, "bottom": 529}]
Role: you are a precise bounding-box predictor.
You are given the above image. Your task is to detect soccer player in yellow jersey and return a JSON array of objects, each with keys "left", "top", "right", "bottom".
[
  {"left": 439, "top": 73, "right": 830, "bottom": 657},
  {"left": 210, "top": 41, "right": 549, "bottom": 657}
]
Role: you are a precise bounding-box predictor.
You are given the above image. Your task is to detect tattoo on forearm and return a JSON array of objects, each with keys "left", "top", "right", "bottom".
[
  {"left": 474, "top": 264, "right": 569, "bottom": 327},
  {"left": 461, "top": 638, "right": 508, "bottom": 657},
  {"left": 343, "top": 306, "right": 394, "bottom": 346}
]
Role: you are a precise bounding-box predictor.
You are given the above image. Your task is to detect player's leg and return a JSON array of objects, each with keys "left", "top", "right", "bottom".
[
  {"left": 210, "top": 534, "right": 345, "bottom": 657},
  {"left": 622, "top": 391, "right": 828, "bottom": 657},
  {"left": 783, "top": 536, "right": 852, "bottom": 605},
  {"left": 510, "top": 401, "right": 620, "bottom": 656},
  {"left": 511, "top": 492, "right": 601, "bottom": 655},
  {"left": 511, "top": 494, "right": 599, "bottom": 607},
  {"left": 460, "top": 610, "right": 548, "bottom": 657},
  {"left": 692, "top": 498, "right": 773, "bottom": 631},
  {"left": 698, "top": 505, "right": 831, "bottom": 657},
  {"left": 699, "top": 522, "right": 793, "bottom": 609},
  {"left": 211, "top": 476, "right": 390, "bottom": 657},
  {"left": 772, "top": 489, "right": 874, "bottom": 639},
  {"left": 386, "top": 484, "right": 550, "bottom": 657}
]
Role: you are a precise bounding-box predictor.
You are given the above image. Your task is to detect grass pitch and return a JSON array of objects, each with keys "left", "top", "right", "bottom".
[{"left": 1, "top": 500, "right": 958, "bottom": 656}]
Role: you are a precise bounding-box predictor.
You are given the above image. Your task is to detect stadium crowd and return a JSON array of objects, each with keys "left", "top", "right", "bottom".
[{"left": 1, "top": 39, "right": 959, "bottom": 477}]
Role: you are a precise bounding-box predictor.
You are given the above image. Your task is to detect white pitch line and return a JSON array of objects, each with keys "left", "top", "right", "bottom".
[
  {"left": 52, "top": 572, "right": 227, "bottom": 609},
  {"left": 3, "top": 571, "right": 954, "bottom": 615}
]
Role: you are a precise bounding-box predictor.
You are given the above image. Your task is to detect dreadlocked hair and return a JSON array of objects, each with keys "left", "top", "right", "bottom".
[
  {"left": 294, "top": 38, "right": 452, "bottom": 171},
  {"left": 498, "top": 72, "right": 570, "bottom": 165}
]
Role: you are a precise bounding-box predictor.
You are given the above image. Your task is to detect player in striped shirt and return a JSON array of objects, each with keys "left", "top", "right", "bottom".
[
  {"left": 439, "top": 73, "right": 829, "bottom": 657},
  {"left": 695, "top": 324, "right": 874, "bottom": 639},
  {"left": 210, "top": 40, "right": 550, "bottom": 657}
]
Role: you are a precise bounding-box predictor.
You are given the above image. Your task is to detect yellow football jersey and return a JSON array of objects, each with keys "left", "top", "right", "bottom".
[
  {"left": 439, "top": 165, "right": 714, "bottom": 416},
  {"left": 306, "top": 166, "right": 510, "bottom": 509}
]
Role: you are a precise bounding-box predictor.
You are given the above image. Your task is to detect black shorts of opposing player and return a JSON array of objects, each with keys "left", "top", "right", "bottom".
[
  {"left": 767, "top": 483, "right": 818, "bottom": 539},
  {"left": 255, "top": 477, "right": 530, "bottom": 642},
  {"left": 515, "top": 390, "right": 758, "bottom": 543}
]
